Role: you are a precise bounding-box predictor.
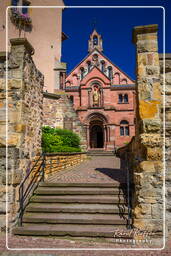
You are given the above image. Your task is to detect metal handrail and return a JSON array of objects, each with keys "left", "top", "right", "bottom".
[
  {"left": 125, "top": 149, "right": 132, "bottom": 229},
  {"left": 18, "top": 153, "right": 46, "bottom": 226}
]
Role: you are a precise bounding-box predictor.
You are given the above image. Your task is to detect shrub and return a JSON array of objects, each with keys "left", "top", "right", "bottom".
[{"left": 42, "top": 126, "right": 81, "bottom": 153}]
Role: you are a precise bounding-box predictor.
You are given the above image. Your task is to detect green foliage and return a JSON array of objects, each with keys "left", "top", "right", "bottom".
[{"left": 42, "top": 126, "right": 81, "bottom": 153}]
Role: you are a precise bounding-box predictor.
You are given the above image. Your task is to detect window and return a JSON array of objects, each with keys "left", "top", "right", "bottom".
[
  {"left": 101, "top": 60, "right": 105, "bottom": 73},
  {"left": 118, "top": 94, "right": 129, "bottom": 103},
  {"left": 118, "top": 94, "right": 123, "bottom": 103},
  {"left": 11, "top": 0, "right": 19, "bottom": 5},
  {"left": 80, "top": 67, "right": 84, "bottom": 80},
  {"left": 108, "top": 66, "right": 113, "bottom": 80},
  {"left": 11, "top": 0, "right": 30, "bottom": 14},
  {"left": 120, "top": 126, "right": 124, "bottom": 136},
  {"left": 122, "top": 79, "right": 127, "bottom": 84},
  {"left": 22, "top": 0, "right": 30, "bottom": 15},
  {"left": 124, "top": 94, "right": 128, "bottom": 103},
  {"left": 87, "top": 61, "right": 91, "bottom": 72},
  {"left": 120, "top": 120, "right": 129, "bottom": 136},
  {"left": 93, "top": 35, "right": 98, "bottom": 46}
]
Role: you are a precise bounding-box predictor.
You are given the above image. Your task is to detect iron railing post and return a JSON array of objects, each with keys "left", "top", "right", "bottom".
[
  {"left": 42, "top": 153, "right": 45, "bottom": 182},
  {"left": 19, "top": 185, "right": 24, "bottom": 226},
  {"left": 126, "top": 150, "right": 132, "bottom": 229}
]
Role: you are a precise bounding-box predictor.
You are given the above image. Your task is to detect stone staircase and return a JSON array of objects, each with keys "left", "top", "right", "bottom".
[
  {"left": 13, "top": 182, "right": 132, "bottom": 238},
  {"left": 88, "top": 150, "right": 115, "bottom": 156}
]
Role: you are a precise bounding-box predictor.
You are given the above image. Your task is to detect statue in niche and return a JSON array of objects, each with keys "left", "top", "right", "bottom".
[{"left": 92, "top": 85, "right": 100, "bottom": 106}]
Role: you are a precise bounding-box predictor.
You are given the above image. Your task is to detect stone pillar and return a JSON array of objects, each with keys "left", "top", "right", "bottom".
[
  {"left": 160, "top": 54, "right": 171, "bottom": 237},
  {"left": 132, "top": 25, "right": 163, "bottom": 235},
  {"left": 0, "top": 38, "right": 44, "bottom": 231}
]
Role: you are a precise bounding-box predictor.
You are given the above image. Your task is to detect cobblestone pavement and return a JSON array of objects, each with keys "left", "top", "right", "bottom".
[
  {"left": 0, "top": 233, "right": 171, "bottom": 255},
  {"left": 47, "top": 156, "right": 126, "bottom": 184}
]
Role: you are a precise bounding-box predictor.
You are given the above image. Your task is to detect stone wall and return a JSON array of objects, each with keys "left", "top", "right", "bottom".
[
  {"left": 0, "top": 38, "right": 44, "bottom": 230},
  {"left": 43, "top": 93, "right": 87, "bottom": 150},
  {"left": 159, "top": 53, "right": 171, "bottom": 236},
  {"left": 44, "top": 152, "right": 88, "bottom": 179},
  {"left": 117, "top": 25, "right": 163, "bottom": 239},
  {"left": 131, "top": 24, "right": 163, "bottom": 236}
]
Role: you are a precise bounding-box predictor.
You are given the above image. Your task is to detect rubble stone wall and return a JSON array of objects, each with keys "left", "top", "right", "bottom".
[
  {"left": 0, "top": 38, "right": 43, "bottom": 230},
  {"left": 43, "top": 93, "right": 87, "bottom": 151}
]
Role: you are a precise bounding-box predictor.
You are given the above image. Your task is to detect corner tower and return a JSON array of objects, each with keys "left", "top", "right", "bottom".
[{"left": 88, "top": 29, "right": 103, "bottom": 53}]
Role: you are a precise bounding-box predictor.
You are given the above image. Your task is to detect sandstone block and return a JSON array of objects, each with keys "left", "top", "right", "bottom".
[
  {"left": 137, "top": 40, "right": 158, "bottom": 53},
  {"left": 8, "top": 79, "right": 22, "bottom": 89},
  {"left": 147, "top": 147, "right": 163, "bottom": 160},
  {"left": 146, "top": 66, "right": 159, "bottom": 75},
  {"left": 139, "top": 161, "right": 155, "bottom": 172},
  {"left": 143, "top": 119, "right": 161, "bottom": 133},
  {"left": 139, "top": 100, "right": 160, "bottom": 119},
  {"left": 140, "top": 133, "right": 162, "bottom": 147},
  {"left": 14, "top": 123, "right": 26, "bottom": 133},
  {"left": 151, "top": 204, "right": 163, "bottom": 218},
  {"left": 0, "top": 79, "right": 5, "bottom": 91}
]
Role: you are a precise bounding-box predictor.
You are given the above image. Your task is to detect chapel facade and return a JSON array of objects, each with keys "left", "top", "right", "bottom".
[{"left": 64, "top": 29, "right": 136, "bottom": 151}]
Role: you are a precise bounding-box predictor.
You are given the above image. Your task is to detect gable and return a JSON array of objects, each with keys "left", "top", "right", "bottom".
[{"left": 66, "top": 49, "right": 134, "bottom": 86}]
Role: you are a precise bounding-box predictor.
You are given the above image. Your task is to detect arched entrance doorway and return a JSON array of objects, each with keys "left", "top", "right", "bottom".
[
  {"left": 90, "top": 123, "right": 104, "bottom": 148},
  {"left": 85, "top": 112, "right": 108, "bottom": 150}
]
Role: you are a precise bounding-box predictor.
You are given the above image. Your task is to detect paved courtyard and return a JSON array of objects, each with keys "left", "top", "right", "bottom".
[
  {"left": 0, "top": 233, "right": 171, "bottom": 255},
  {"left": 47, "top": 155, "right": 127, "bottom": 184}
]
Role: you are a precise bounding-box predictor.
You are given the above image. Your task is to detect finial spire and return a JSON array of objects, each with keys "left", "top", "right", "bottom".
[{"left": 92, "top": 18, "right": 97, "bottom": 31}]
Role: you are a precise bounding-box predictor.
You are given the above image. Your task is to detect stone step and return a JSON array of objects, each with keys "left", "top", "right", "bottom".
[
  {"left": 87, "top": 151, "right": 115, "bottom": 156},
  {"left": 23, "top": 212, "right": 128, "bottom": 225},
  {"left": 26, "top": 203, "right": 128, "bottom": 214},
  {"left": 13, "top": 224, "right": 132, "bottom": 238},
  {"left": 39, "top": 182, "right": 122, "bottom": 188},
  {"left": 35, "top": 187, "right": 124, "bottom": 195},
  {"left": 30, "top": 195, "right": 126, "bottom": 204}
]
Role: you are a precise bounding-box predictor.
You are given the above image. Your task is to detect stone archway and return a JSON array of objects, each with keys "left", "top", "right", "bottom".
[
  {"left": 90, "top": 121, "right": 104, "bottom": 148},
  {"left": 85, "top": 113, "right": 108, "bottom": 150}
]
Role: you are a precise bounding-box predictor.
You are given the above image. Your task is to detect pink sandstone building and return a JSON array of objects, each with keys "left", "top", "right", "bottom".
[
  {"left": 65, "top": 30, "right": 136, "bottom": 150},
  {"left": 0, "top": 0, "right": 66, "bottom": 92}
]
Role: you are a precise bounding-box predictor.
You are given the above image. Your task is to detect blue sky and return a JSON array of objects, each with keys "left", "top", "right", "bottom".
[{"left": 61, "top": 0, "right": 170, "bottom": 80}]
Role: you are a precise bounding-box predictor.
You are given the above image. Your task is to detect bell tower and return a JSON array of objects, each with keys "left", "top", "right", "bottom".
[{"left": 88, "top": 29, "right": 103, "bottom": 53}]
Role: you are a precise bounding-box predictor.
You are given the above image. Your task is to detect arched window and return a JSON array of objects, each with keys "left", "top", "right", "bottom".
[
  {"left": 124, "top": 94, "right": 128, "bottom": 103},
  {"left": 122, "top": 78, "right": 127, "bottom": 84},
  {"left": 118, "top": 94, "right": 123, "bottom": 103},
  {"left": 108, "top": 66, "right": 113, "bottom": 80},
  {"left": 66, "top": 80, "right": 71, "bottom": 87},
  {"left": 93, "top": 35, "right": 98, "bottom": 46},
  {"left": 120, "top": 120, "right": 129, "bottom": 136},
  {"left": 118, "top": 94, "right": 129, "bottom": 103},
  {"left": 87, "top": 61, "right": 91, "bottom": 72},
  {"left": 101, "top": 60, "right": 105, "bottom": 73},
  {"left": 80, "top": 67, "right": 84, "bottom": 80}
]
